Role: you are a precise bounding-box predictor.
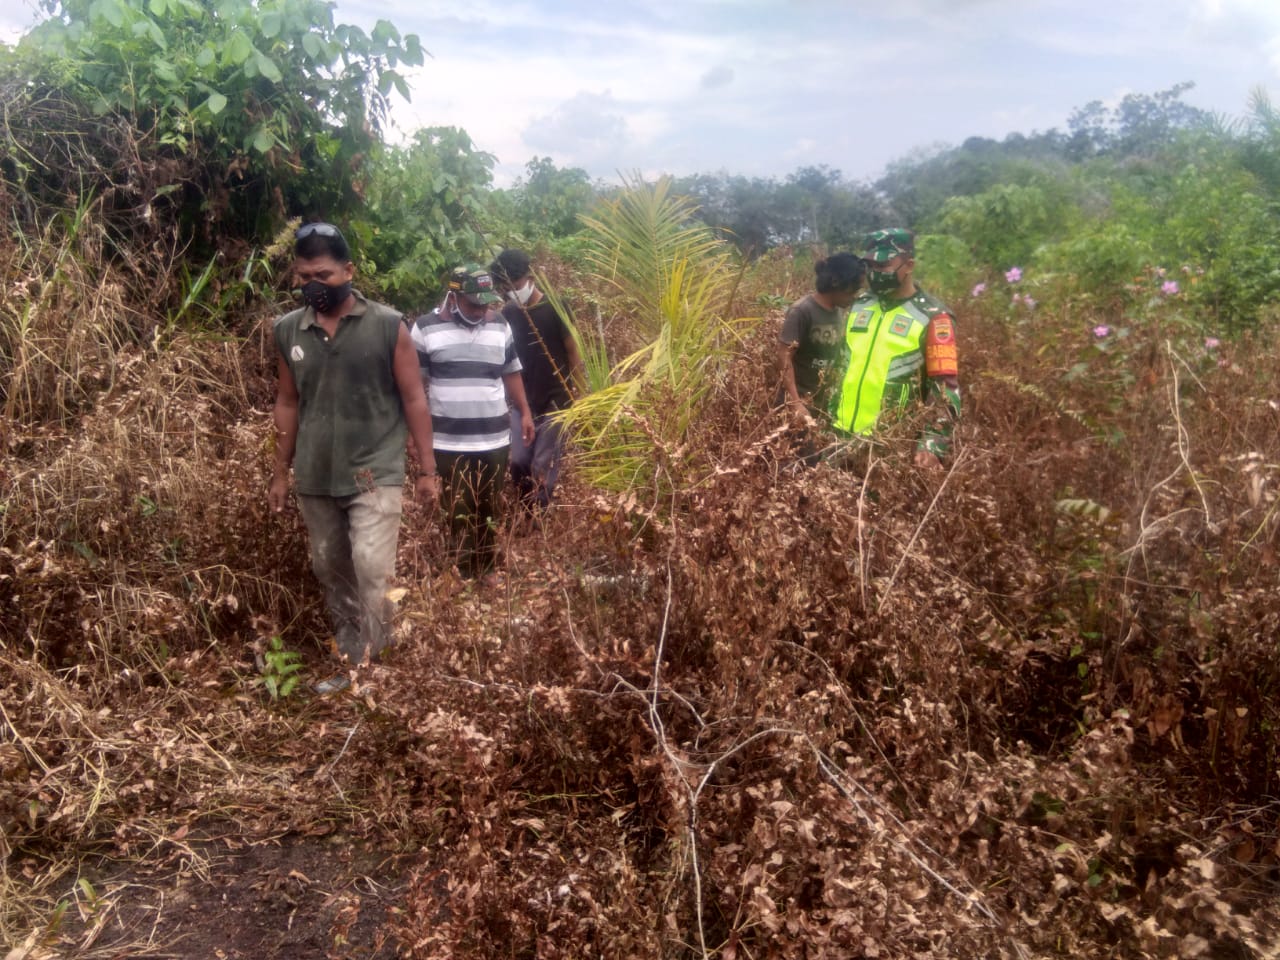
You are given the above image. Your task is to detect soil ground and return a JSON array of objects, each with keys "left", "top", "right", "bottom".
[{"left": 71, "top": 833, "right": 415, "bottom": 959}]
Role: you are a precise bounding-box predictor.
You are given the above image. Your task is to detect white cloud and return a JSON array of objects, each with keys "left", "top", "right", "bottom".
[
  {"left": 7, "top": 0, "right": 1280, "bottom": 185},
  {"left": 700, "top": 65, "right": 734, "bottom": 90},
  {"left": 0, "top": 0, "right": 43, "bottom": 43},
  {"left": 525, "top": 92, "right": 629, "bottom": 158}
]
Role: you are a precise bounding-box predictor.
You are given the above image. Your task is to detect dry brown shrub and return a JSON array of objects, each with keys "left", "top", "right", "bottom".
[
  {"left": 2, "top": 247, "right": 1278, "bottom": 959},
  {"left": 372, "top": 303, "right": 1278, "bottom": 958}
]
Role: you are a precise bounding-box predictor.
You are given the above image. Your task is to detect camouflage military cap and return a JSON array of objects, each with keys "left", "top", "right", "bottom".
[
  {"left": 861, "top": 228, "right": 916, "bottom": 264},
  {"left": 448, "top": 263, "right": 502, "bottom": 304}
]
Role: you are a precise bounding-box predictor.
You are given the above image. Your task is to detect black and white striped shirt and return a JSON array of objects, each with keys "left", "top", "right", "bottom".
[{"left": 411, "top": 307, "right": 522, "bottom": 452}]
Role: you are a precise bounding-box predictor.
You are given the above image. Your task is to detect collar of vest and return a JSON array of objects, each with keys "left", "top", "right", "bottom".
[{"left": 873, "top": 285, "right": 920, "bottom": 309}]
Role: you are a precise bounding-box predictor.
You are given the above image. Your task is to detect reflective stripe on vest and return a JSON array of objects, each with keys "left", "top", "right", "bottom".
[{"left": 832, "top": 298, "right": 929, "bottom": 435}]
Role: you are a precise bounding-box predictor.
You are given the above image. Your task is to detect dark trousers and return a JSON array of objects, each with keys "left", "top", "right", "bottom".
[
  {"left": 509, "top": 410, "right": 566, "bottom": 510},
  {"left": 436, "top": 447, "right": 510, "bottom": 578}
]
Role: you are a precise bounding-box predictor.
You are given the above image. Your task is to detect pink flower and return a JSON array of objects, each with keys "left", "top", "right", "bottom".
[
  {"left": 1024, "top": 297, "right": 1037, "bottom": 310},
  {"left": 971, "top": 282, "right": 987, "bottom": 297},
  {"left": 1005, "top": 267, "right": 1022, "bottom": 283},
  {"left": 1204, "top": 337, "right": 1220, "bottom": 349},
  {"left": 1093, "top": 325, "right": 1111, "bottom": 338},
  {"left": 1161, "top": 280, "right": 1179, "bottom": 296}
]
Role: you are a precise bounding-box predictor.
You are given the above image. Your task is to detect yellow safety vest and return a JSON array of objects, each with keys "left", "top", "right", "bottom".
[{"left": 831, "top": 294, "right": 932, "bottom": 435}]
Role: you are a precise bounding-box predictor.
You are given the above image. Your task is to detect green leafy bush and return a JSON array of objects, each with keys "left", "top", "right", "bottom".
[{"left": 5, "top": 0, "right": 424, "bottom": 248}]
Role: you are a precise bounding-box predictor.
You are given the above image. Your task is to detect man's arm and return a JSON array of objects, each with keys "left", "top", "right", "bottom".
[
  {"left": 269, "top": 353, "right": 299, "bottom": 513},
  {"left": 392, "top": 323, "right": 440, "bottom": 504},
  {"left": 563, "top": 333, "right": 587, "bottom": 396},
  {"left": 778, "top": 342, "right": 805, "bottom": 409},
  {"left": 778, "top": 302, "right": 811, "bottom": 414},
  {"left": 917, "top": 313, "right": 961, "bottom": 464},
  {"left": 504, "top": 371, "right": 536, "bottom": 445}
]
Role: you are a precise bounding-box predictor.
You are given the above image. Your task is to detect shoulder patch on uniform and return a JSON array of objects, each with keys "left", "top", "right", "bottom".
[
  {"left": 291, "top": 345, "right": 305, "bottom": 362},
  {"left": 925, "top": 312, "right": 958, "bottom": 377}
]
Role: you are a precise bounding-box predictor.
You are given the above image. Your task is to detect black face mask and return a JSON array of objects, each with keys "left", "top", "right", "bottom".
[
  {"left": 867, "top": 267, "right": 902, "bottom": 298},
  {"left": 300, "top": 279, "right": 352, "bottom": 314}
]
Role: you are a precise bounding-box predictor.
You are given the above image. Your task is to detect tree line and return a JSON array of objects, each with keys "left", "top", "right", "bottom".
[{"left": 3, "top": 0, "right": 1279, "bottom": 326}]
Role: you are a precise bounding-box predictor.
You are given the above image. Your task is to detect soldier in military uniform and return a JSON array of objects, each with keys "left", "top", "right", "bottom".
[{"left": 830, "top": 228, "right": 960, "bottom": 468}]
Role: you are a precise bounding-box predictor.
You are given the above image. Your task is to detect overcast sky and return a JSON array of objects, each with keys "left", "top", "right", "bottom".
[{"left": 5, "top": 0, "right": 1280, "bottom": 186}]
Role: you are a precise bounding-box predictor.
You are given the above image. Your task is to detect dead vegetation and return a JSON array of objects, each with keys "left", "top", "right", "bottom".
[{"left": 1, "top": 202, "right": 1278, "bottom": 959}]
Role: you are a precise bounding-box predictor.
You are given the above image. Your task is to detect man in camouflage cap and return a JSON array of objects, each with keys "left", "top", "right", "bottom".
[
  {"left": 410, "top": 264, "right": 535, "bottom": 584},
  {"left": 829, "top": 228, "right": 960, "bottom": 467}
]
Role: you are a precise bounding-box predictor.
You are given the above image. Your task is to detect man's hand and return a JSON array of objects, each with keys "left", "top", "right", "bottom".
[
  {"left": 520, "top": 411, "right": 535, "bottom": 447},
  {"left": 268, "top": 472, "right": 291, "bottom": 513},
  {"left": 786, "top": 398, "right": 815, "bottom": 428},
  {"left": 414, "top": 473, "right": 441, "bottom": 507}
]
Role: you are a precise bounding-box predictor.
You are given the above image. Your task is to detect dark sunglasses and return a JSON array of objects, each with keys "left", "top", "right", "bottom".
[{"left": 295, "top": 222, "right": 344, "bottom": 240}]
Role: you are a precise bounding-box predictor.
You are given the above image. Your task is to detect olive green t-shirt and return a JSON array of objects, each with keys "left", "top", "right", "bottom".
[{"left": 273, "top": 293, "right": 408, "bottom": 497}]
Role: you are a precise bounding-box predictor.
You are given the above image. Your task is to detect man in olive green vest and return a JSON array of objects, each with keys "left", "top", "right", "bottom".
[
  {"left": 831, "top": 228, "right": 961, "bottom": 468},
  {"left": 269, "top": 222, "right": 440, "bottom": 692}
]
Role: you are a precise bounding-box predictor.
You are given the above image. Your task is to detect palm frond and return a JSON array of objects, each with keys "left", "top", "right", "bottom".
[{"left": 557, "top": 175, "right": 748, "bottom": 495}]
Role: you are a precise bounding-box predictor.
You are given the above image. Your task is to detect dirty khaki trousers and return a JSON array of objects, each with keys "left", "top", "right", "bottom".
[{"left": 297, "top": 486, "right": 403, "bottom": 664}]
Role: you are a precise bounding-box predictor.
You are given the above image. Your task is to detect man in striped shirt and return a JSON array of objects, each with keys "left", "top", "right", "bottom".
[{"left": 411, "top": 264, "right": 535, "bottom": 583}]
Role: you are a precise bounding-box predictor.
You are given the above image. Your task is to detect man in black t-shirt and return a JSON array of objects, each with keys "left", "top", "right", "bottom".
[
  {"left": 778, "top": 252, "right": 864, "bottom": 421},
  {"left": 490, "top": 249, "right": 586, "bottom": 511}
]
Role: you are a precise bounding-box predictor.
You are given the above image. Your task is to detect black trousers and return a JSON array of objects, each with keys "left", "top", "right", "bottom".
[{"left": 435, "top": 446, "right": 510, "bottom": 578}]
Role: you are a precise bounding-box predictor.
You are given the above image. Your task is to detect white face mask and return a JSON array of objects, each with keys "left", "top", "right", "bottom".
[
  {"left": 509, "top": 280, "right": 536, "bottom": 306},
  {"left": 447, "top": 292, "right": 484, "bottom": 327}
]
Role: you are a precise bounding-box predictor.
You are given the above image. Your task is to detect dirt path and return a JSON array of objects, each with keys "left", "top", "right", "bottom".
[{"left": 74, "top": 834, "right": 414, "bottom": 959}]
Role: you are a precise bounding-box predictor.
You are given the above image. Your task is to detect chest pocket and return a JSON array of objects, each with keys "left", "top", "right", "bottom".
[
  {"left": 849, "top": 308, "right": 874, "bottom": 333},
  {"left": 884, "top": 311, "right": 925, "bottom": 345}
]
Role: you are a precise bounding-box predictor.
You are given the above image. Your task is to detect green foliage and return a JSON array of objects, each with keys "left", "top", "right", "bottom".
[
  {"left": 876, "top": 137, "right": 1069, "bottom": 227},
  {"left": 780, "top": 165, "right": 886, "bottom": 251},
  {"left": 673, "top": 168, "right": 889, "bottom": 257},
  {"left": 259, "top": 635, "right": 302, "bottom": 700},
  {"left": 935, "top": 181, "right": 1073, "bottom": 271},
  {"left": 544, "top": 231, "right": 594, "bottom": 268},
  {"left": 558, "top": 176, "right": 750, "bottom": 492},
  {"left": 1237, "top": 86, "right": 1280, "bottom": 196},
  {"left": 1025, "top": 148, "right": 1280, "bottom": 326},
  {"left": 1149, "top": 160, "right": 1280, "bottom": 329},
  {"left": 6, "top": 0, "right": 424, "bottom": 246},
  {"left": 357, "top": 127, "right": 496, "bottom": 308},
  {"left": 912, "top": 233, "right": 978, "bottom": 303},
  {"left": 1066, "top": 81, "right": 1213, "bottom": 159},
  {"left": 1036, "top": 223, "right": 1152, "bottom": 310},
  {"left": 504, "top": 156, "right": 597, "bottom": 241}
]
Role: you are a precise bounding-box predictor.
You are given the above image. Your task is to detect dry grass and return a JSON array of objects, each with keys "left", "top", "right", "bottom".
[{"left": 1, "top": 221, "right": 1278, "bottom": 958}]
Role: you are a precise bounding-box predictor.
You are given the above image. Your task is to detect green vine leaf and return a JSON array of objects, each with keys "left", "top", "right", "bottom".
[
  {"left": 250, "top": 127, "right": 274, "bottom": 154},
  {"left": 224, "top": 31, "right": 253, "bottom": 66},
  {"left": 255, "top": 52, "right": 282, "bottom": 83}
]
